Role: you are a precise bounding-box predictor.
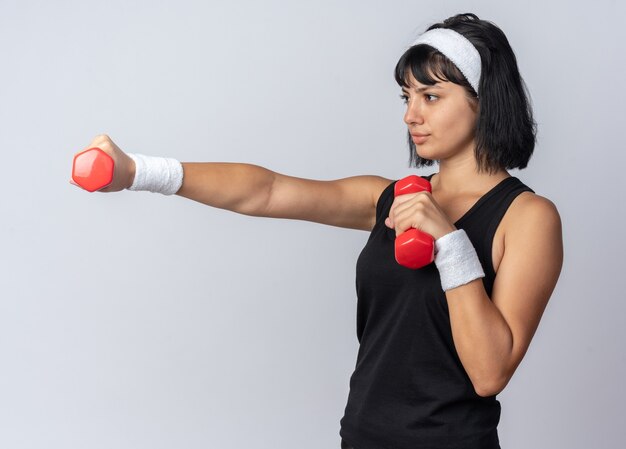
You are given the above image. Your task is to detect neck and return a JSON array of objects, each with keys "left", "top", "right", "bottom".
[{"left": 431, "top": 153, "right": 510, "bottom": 195}]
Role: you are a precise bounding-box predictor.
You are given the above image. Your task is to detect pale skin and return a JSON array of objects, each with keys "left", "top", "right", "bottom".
[{"left": 74, "top": 72, "right": 563, "bottom": 398}]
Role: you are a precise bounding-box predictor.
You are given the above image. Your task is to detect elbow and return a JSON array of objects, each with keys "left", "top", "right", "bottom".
[
  {"left": 236, "top": 167, "right": 276, "bottom": 217},
  {"left": 474, "top": 385, "right": 501, "bottom": 398},
  {"left": 473, "top": 374, "right": 509, "bottom": 398},
  {"left": 474, "top": 383, "right": 502, "bottom": 398}
]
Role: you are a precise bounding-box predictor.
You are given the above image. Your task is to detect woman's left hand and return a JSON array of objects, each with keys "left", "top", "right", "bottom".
[{"left": 384, "top": 191, "right": 457, "bottom": 240}]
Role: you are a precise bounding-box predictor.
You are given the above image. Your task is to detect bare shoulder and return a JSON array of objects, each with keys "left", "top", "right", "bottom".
[
  {"left": 336, "top": 175, "right": 394, "bottom": 230},
  {"left": 499, "top": 190, "right": 563, "bottom": 276},
  {"left": 505, "top": 191, "right": 562, "bottom": 235},
  {"left": 364, "top": 175, "right": 395, "bottom": 205},
  {"left": 492, "top": 191, "right": 561, "bottom": 271}
]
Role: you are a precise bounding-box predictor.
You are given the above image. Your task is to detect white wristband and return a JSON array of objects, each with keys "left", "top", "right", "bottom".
[
  {"left": 126, "top": 153, "right": 184, "bottom": 195},
  {"left": 434, "top": 229, "right": 485, "bottom": 291}
]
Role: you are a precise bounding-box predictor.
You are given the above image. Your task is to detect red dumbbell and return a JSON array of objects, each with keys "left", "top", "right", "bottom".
[
  {"left": 394, "top": 175, "right": 435, "bottom": 269},
  {"left": 71, "top": 147, "right": 115, "bottom": 192}
]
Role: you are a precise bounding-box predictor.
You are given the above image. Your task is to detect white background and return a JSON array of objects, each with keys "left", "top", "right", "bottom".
[{"left": 1, "top": 0, "right": 624, "bottom": 448}]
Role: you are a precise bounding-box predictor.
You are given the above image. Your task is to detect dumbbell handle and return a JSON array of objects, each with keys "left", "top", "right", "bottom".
[
  {"left": 71, "top": 147, "right": 115, "bottom": 192},
  {"left": 394, "top": 175, "right": 435, "bottom": 269}
]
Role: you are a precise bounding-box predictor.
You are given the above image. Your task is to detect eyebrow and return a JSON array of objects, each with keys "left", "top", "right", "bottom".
[{"left": 401, "top": 85, "right": 442, "bottom": 93}]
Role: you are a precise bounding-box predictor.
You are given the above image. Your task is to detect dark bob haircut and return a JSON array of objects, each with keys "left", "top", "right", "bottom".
[{"left": 394, "top": 13, "right": 536, "bottom": 173}]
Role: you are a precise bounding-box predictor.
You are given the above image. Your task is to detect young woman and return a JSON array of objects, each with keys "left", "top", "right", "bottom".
[{"left": 72, "top": 13, "right": 563, "bottom": 449}]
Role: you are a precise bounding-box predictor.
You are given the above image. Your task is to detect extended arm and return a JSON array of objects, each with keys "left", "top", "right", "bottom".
[
  {"left": 76, "top": 134, "right": 392, "bottom": 232},
  {"left": 176, "top": 162, "right": 391, "bottom": 231}
]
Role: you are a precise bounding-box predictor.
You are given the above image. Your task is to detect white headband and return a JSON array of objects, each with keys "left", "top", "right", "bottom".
[{"left": 411, "top": 28, "right": 481, "bottom": 95}]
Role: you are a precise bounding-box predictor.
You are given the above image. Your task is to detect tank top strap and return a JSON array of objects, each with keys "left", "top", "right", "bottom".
[
  {"left": 374, "top": 180, "right": 396, "bottom": 224},
  {"left": 461, "top": 177, "right": 535, "bottom": 296},
  {"left": 422, "top": 173, "right": 534, "bottom": 296}
]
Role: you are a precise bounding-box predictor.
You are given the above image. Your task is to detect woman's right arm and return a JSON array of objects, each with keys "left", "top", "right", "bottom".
[
  {"left": 78, "top": 134, "right": 392, "bottom": 232},
  {"left": 177, "top": 162, "right": 392, "bottom": 231}
]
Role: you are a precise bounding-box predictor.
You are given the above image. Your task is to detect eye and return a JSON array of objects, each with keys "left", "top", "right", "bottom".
[
  {"left": 425, "top": 94, "right": 439, "bottom": 102},
  {"left": 399, "top": 94, "right": 409, "bottom": 104}
]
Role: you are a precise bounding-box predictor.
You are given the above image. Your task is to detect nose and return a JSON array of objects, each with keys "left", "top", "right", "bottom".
[{"left": 403, "top": 98, "right": 424, "bottom": 126}]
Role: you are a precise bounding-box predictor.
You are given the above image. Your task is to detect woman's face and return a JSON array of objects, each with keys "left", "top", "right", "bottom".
[{"left": 401, "top": 71, "right": 478, "bottom": 162}]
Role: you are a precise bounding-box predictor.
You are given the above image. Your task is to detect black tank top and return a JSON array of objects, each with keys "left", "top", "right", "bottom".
[{"left": 339, "top": 173, "right": 535, "bottom": 449}]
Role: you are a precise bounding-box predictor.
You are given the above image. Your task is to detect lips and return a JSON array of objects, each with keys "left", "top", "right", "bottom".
[{"left": 410, "top": 133, "right": 429, "bottom": 144}]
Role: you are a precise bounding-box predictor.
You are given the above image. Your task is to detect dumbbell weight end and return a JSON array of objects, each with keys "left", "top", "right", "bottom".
[{"left": 71, "top": 147, "right": 115, "bottom": 192}]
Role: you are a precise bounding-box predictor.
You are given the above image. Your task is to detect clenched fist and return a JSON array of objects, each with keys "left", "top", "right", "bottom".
[{"left": 70, "top": 134, "right": 136, "bottom": 192}]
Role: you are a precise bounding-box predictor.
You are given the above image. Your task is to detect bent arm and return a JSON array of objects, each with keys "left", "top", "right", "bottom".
[
  {"left": 445, "top": 194, "right": 563, "bottom": 397},
  {"left": 176, "top": 162, "right": 392, "bottom": 231}
]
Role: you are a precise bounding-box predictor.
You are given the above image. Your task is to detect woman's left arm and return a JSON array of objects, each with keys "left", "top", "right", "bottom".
[{"left": 445, "top": 194, "right": 563, "bottom": 397}]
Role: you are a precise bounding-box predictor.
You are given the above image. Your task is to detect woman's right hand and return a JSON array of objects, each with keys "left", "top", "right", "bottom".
[{"left": 71, "top": 134, "right": 136, "bottom": 192}]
